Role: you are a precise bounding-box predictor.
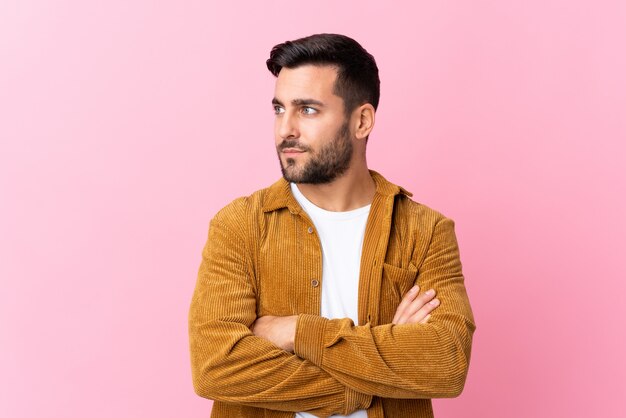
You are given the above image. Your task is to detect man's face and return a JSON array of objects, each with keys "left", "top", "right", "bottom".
[{"left": 273, "top": 65, "right": 353, "bottom": 184}]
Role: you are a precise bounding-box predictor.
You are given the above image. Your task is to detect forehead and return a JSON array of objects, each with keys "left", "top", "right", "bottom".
[{"left": 274, "top": 64, "right": 340, "bottom": 102}]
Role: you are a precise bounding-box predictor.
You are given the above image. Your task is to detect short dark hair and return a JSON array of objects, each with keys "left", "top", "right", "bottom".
[{"left": 266, "top": 33, "right": 380, "bottom": 115}]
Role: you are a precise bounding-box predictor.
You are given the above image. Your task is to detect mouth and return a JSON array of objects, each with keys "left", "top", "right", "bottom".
[{"left": 281, "top": 147, "right": 306, "bottom": 156}]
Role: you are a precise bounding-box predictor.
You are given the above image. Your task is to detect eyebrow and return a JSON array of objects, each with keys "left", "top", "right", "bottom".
[{"left": 272, "top": 98, "right": 325, "bottom": 107}]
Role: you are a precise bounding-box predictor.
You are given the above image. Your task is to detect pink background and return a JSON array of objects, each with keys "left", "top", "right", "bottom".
[{"left": 1, "top": 1, "right": 625, "bottom": 417}]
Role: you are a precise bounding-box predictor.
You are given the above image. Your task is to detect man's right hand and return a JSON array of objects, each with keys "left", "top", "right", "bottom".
[{"left": 392, "top": 286, "right": 440, "bottom": 325}]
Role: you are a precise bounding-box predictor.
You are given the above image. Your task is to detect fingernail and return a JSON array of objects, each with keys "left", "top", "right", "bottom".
[
  {"left": 410, "top": 285, "right": 419, "bottom": 293},
  {"left": 426, "top": 289, "right": 435, "bottom": 296},
  {"left": 429, "top": 298, "right": 439, "bottom": 306}
]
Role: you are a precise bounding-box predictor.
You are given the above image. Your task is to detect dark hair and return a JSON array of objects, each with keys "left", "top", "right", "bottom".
[{"left": 266, "top": 33, "right": 380, "bottom": 114}]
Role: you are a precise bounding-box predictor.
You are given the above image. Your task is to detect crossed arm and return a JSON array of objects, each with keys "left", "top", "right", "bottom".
[
  {"left": 189, "top": 214, "right": 474, "bottom": 416},
  {"left": 252, "top": 285, "right": 440, "bottom": 352}
]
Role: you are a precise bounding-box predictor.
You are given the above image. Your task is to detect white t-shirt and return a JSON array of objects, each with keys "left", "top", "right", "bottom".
[{"left": 291, "top": 183, "right": 370, "bottom": 418}]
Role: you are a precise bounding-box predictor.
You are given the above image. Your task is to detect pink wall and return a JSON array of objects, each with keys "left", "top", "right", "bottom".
[{"left": 1, "top": 1, "right": 624, "bottom": 417}]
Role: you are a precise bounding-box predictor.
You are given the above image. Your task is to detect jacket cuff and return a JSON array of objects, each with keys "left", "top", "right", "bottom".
[
  {"left": 345, "top": 387, "right": 373, "bottom": 413},
  {"left": 294, "top": 314, "right": 328, "bottom": 366}
]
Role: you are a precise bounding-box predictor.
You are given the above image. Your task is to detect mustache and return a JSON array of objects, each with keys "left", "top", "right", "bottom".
[{"left": 278, "top": 140, "right": 310, "bottom": 152}]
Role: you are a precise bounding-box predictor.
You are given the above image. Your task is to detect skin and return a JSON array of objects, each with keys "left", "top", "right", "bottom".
[{"left": 252, "top": 64, "right": 439, "bottom": 352}]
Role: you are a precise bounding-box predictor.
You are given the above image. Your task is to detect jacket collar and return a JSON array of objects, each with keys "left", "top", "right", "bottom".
[{"left": 261, "top": 170, "right": 412, "bottom": 213}]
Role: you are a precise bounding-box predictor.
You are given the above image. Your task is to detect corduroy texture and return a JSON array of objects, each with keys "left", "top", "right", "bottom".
[{"left": 189, "top": 171, "right": 475, "bottom": 418}]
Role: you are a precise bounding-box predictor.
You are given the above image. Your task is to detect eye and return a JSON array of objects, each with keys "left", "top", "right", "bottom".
[
  {"left": 301, "top": 106, "right": 317, "bottom": 115},
  {"left": 273, "top": 105, "right": 285, "bottom": 115}
]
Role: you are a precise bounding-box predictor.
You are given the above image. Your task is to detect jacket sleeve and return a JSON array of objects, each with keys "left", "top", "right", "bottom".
[
  {"left": 188, "top": 212, "right": 372, "bottom": 417},
  {"left": 293, "top": 217, "right": 475, "bottom": 399}
]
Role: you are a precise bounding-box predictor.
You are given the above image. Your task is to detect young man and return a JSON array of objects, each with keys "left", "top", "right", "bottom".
[{"left": 189, "top": 34, "right": 475, "bottom": 418}]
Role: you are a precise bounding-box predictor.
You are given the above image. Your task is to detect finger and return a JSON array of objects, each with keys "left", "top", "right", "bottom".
[
  {"left": 407, "top": 298, "right": 440, "bottom": 324},
  {"left": 392, "top": 285, "right": 419, "bottom": 324},
  {"left": 394, "top": 287, "right": 433, "bottom": 325},
  {"left": 393, "top": 285, "right": 419, "bottom": 323},
  {"left": 398, "top": 289, "right": 436, "bottom": 323},
  {"left": 419, "top": 314, "right": 432, "bottom": 324}
]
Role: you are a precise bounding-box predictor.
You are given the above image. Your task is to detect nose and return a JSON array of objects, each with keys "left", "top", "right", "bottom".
[{"left": 276, "top": 111, "right": 299, "bottom": 140}]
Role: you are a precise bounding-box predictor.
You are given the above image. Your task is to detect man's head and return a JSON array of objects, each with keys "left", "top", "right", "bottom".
[
  {"left": 267, "top": 33, "right": 380, "bottom": 116},
  {"left": 268, "top": 34, "right": 379, "bottom": 184}
]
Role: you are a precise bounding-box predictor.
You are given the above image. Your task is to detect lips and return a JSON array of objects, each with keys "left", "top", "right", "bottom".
[
  {"left": 281, "top": 148, "right": 306, "bottom": 154},
  {"left": 278, "top": 140, "right": 309, "bottom": 153},
  {"left": 279, "top": 142, "right": 309, "bottom": 156}
]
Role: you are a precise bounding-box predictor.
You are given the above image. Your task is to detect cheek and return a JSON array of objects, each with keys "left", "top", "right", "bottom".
[{"left": 298, "top": 120, "right": 323, "bottom": 140}]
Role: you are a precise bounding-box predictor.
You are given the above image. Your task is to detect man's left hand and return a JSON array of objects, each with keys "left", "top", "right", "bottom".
[{"left": 251, "top": 315, "right": 297, "bottom": 352}]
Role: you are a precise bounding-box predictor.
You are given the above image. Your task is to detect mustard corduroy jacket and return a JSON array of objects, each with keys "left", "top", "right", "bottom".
[{"left": 189, "top": 171, "right": 475, "bottom": 418}]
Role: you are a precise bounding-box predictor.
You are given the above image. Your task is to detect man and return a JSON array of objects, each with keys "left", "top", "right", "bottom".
[{"left": 189, "top": 33, "right": 475, "bottom": 418}]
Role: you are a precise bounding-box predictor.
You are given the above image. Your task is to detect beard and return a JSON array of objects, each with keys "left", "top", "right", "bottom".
[{"left": 276, "top": 121, "right": 353, "bottom": 184}]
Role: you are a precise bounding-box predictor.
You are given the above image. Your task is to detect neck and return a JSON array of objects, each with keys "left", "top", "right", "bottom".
[{"left": 295, "top": 162, "right": 376, "bottom": 212}]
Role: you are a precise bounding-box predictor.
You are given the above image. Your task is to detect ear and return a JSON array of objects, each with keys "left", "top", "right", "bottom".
[{"left": 353, "top": 104, "right": 375, "bottom": 140}]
